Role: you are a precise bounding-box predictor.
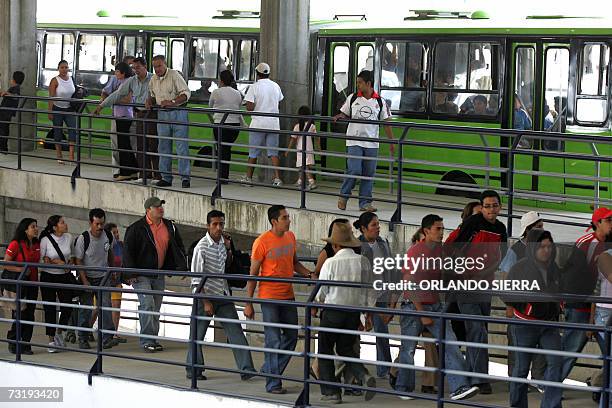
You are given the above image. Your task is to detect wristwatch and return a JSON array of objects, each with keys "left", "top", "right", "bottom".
[{"left": 171, "top": 99, "right": 176, "bottom": 105}]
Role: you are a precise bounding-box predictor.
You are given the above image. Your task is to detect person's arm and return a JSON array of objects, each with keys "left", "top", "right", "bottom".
[
  {"left": 243, "top": 259, "right": 262, "bottom": 319},
  {"left": 48, "top": 78, "right": 58, "bottom": 120},
  {"left": 244, "top": 85, "right": 255, "bottom": 112},
  {"left": 313, "top": 250, "right": 328, "bottom": 278},
  {"left": 2, "top": 242, "right": 23, "bottom": 273},
  {"left": 95, "top": 79, "right": 132, "bottom": 114},
  {"left": 285, "top": 136, "right": 296, "bottom": 157},
  {"left": 159, "top": 71, "right": 190, "bottom": 107},
  {"left": 599, "top": 251, "right": 612, "bottom": 283},
  {"left": 294, "top": 256, "right": 312, "bottom": 278}
]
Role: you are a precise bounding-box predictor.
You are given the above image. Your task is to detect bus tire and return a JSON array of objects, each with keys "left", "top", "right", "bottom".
[{"left": 435, "top": 170, "right": 480, "bottom": 199}]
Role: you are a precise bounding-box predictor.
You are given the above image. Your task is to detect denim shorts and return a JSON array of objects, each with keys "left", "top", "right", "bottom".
[{"left": 248, "top": 131, "right": 279, "bottom": 158}]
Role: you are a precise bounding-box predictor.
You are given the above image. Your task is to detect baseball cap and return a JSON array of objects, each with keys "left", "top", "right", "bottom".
[
  {"left": 144, "top": 197, "right": 165, "bottom": 209},
  {"left": 587, "top": 207, "right": 612, "bottom": 231},
  {"left": 255, "top": 62, "right": 270, "bottom": 75},
  {"left": 519, "top": 211, "right": 541, "bottom": 237}
]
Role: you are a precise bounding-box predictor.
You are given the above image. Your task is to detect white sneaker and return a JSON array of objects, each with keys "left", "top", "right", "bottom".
[
  {"left": 238, "top": 175, "right": 253, "bottom": 187},
  {"left": 54, "top": 333, "right": 66, "bottom": 348},
  {"left": 398, "top": 395, "right": 415, "bottom": 400},
  {"left": 307, "top": 179, "right": 317, "bottom": 190},
  {"left": 134, "top": 178, "right": 146, "bottom": 184},
  {"left": 48, "top": 341, "right": 59, "bottom": 353},
  {"left": 272, "top": 178, "right": 283, "bottom": 187}
]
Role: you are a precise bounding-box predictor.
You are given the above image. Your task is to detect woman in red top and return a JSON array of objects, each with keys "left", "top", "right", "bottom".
[{"left": 3, "top": 218, "right": 40, "bottom": 354}]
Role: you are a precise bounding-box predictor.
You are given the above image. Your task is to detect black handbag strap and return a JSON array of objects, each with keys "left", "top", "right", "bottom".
[{"left": 46, "top": 234, "right": 67, "bottom": 264}]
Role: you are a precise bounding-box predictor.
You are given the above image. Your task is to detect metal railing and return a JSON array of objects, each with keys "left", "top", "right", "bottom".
[
  {"left": 1, "top": 258, "right": 612, "bottom": 407},
  {"left": 0, "top": 95, "right": 610, "bottom": 236}
]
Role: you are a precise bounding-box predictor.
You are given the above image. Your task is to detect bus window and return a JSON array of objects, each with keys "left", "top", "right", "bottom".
[
  {"left": 42, "top": 33, "right": 74, "bottom": 86},
  {"left": 380, "top": 42, "right": 426, "bottom": 113},
  {"left": 433, "top": 42, "right": 499, "bottom": 117},
  {"left": 152, "top": 40, "right": 166, "bottom": 58},
  {"left": 171, "top": 40, "right": 184, "bottom": 71},
  {"left": 77, "top": 34, "right": 116, "bottom": 91},
  {"left": 122, "top": 36, "right": 145, "bottom": 59},
  {"left": 357, "top": 44, "right": 374, "bottom": 74},
  {"left": 514, "top": 47, "right": 535, "bottom": 118},
  {"left": 238, "top": 40, "right": 255, "bottom": 82},
  {"left": 330, "top": 44, "right": 350, "bottom": 133},
  {"left": 576, "top": 43, "right": 609, "bottom": 124},
  {"left": 189, "top": 38, "right": 234, "bottom": 102},
  {"left": 545, "top": 48, "right": 569, "bottom": 132}
]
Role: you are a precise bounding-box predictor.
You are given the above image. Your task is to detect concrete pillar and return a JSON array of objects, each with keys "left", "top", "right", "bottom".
[
  {"left": 0, "top": 196, "right": 5, "bottom": 243},
  {"left": 258, "top": 0, "right": 310, "bottom": 183},
  {"left": 0, "top": 0, "right": 37, "bottom": 151}
]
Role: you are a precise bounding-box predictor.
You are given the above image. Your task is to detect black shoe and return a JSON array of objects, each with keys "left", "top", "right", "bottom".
[
  {"left": 153, "top": 343, "right": 164, "bottom": 351},
  {"left": 186, "top": 373, "right": 207, "bottom": 381},
  {"left": 241, "top": 370, "right": 257, "bottom": 381},
  {"left": 478, "top": 383, "right": 493, "bottom": 395},
  {"left": 143, "top": 343, "right": 157, "bottom": 353},
  {"left": 22, "top": 346, "right": 33, "bottom": 355},
  {"left": 78, "top": 340, "right": 91, "bottom": 349},
  {"left": 155, "top": 180, "right": 171, "bottom": 187},
  {"left": 182, "top": 180, "right": 190, "bottom": 188},
  {"left": 421, "top": 385, "right": 437, "bottom": 394},
  {"left": 102, "top": 338, "right": 119, "bottom": 349}
]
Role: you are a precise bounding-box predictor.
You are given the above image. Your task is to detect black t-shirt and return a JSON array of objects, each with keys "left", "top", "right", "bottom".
[{"left": 0, "top": 85, "right": 21, "bottom": 118}]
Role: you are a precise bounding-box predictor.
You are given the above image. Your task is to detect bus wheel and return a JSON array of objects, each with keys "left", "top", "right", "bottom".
[{"left": 435, "top": 170, "right": 480, "bottom": 199}]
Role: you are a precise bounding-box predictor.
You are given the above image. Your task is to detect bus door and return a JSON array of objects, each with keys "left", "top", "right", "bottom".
[
  {"left": 149, "top": 36, "right": 185, "bottom": 74},
  {"left": 509, "top": 41, "right": 570, "bottom": 206}
]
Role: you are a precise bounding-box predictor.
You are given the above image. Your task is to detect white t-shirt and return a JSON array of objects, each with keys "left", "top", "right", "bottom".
[
  {"left": 209, "top": 86, "right": 244, "bottom": 124},
  {"left": 39, "top": 233, "right": 74, "bottom": 274},
  {"left": 244, "top": 78, "right": 284, "bottom": 130},
  {"left": 597, "top": 249, "right": 612, "bottom": 309},
  {"left": 340, "top": 92, "right": 391, "bottom": 149}
]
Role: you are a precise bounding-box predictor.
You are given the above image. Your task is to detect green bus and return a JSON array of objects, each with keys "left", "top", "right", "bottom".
[{"left": 34, "top": 9, "right": 611, "bottom": 212}]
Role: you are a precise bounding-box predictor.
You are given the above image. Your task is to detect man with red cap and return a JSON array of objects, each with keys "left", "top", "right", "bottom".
[{"left": 560, "top": 207, "right": 612, "bottom": 382}]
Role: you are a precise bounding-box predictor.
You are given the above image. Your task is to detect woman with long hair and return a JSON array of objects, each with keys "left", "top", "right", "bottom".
[
  {"left": 111, "top": 62, "right": 138, "bottom": 180},
  {"left": 47, "top": 60, "right": 77, "bottom": 164},
  {"left": 39, "top": 215, "right": 75, "bottom": 352},
  {"left": 2, "top": 218, "right": 40, "bottom": 354}
]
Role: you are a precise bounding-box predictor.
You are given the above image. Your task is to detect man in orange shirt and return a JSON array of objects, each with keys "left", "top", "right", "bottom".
[{"left": 244, "top": 205, "right": 313, "bottom": 394}]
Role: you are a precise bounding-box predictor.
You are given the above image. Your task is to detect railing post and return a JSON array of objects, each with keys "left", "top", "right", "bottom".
[
  {"left": 299, "top": 119, "right": 314, "bottom": 210},
  {"left": 189, "top": 278, "right": 206, "bottom": 389},
  {"left": 212, "top": 114, "right": 229, "bottom": 205},
  {"left": 602, "top": 329, "right": 611, "bottom": 408},
  {"left": 14, "top": 271, "right": 24, "bottom": 361},
  {"left": 298, "top": 282, "right": 321, "bottom": 408},
  {"left": 142, "top": 111, "right": 149, "bottom": 186},
  {"left": 17, "top": 98, "right": 25, "bottom": 170},
  {"left": 436, "top": 314, "right": 447, "bottom": 408},
  {"left": 390, "top": 127, "right": 408, "bottom": 230},
  {"left": 506, "top": 136, "right": 519, "bottom": 237},
  {"left": 95, "top": 284, "right": 104, "bottom": 373}
]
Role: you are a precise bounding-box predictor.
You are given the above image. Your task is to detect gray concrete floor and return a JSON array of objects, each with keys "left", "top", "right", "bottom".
[
  {"left": 0, "top": 321, "right": 597, "bottom": 407},
  {"left": 0, "top": 149, "right": 596, "bottom": 242}
]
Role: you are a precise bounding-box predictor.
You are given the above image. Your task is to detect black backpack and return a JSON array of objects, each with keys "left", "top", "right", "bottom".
[
  {"left": 70, "top": 77, "right": 89, "bottom": 112},
  {"left": 79, "top": 229, "right": 113, "bottom": 254},
  {"left": 187, "top": 236, "right": 250, "bottom": 289}
]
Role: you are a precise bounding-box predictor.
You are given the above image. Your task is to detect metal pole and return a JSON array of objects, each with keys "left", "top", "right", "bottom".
[
  {"left": 602, "top": 330, "right": 611, "bottom": 408},
  {"left": 506, "top": 138, "right": 518, "bottom": 237},
  {"left": 390, "top": 127, "right": 409, "bottom": 229},
  {"left": 142, "top": 111, "right": 149, "bottom": 186},
  {"left": 299, "top": 119, "right": 314, "bottom": 210},
  {"left": 17, "top": 99, "right": 25, "bottom": 170},
  {"left": 436, "top": 315, "right": 447, "bottom": 408}
]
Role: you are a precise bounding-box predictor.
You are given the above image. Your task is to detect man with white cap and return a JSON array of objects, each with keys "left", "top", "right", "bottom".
[
  {"left": 499, "top": 211, "right": 544, "bottom": 385},
  {"left": 241, "top": 62, "right": 284, "bottom": 186},
  {"left": 315, "top": 222, "right": 378, "bottom": 403}
]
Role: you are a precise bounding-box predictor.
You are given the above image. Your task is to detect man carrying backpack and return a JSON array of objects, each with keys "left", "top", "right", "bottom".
[
  {"left": 333, "top": 70, "right": 395, "bottom": 213},
  {"left": 74, "top": 208, "right": 118, "bottom": 350},
  {"left": 185, "top": 210, "right": 256, "bottom": 381}
]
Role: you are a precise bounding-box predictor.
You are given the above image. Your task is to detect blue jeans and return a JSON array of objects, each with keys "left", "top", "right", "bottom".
[
  {"left": 457, "top": 301, "right": 491, "bottom": 384},
  {"left": 395, "top": 302, "right": 471, "bottom": 394},
  {"left": 157, "top": 109, "right": 190, "bottom": 183},
  {"left": 510, "top": 324, "right": 563, "bottom": 408},
  {"left": 373, "top": 310, "right": 392, "bottom": 377},
  {"left": 78, "top": 276, "right": 114, "bottom": 342},
  {"left": 132, "top": 275, "right": 165, "bottom": 347},
  {"left": 594, "top": 306, "right": 612, "bottom": 353},
  {"left": 260, "top": 303, "right": 298, "bottom": 392},
  {"left": 185, "top": 288, "right": 255, "bottom": 377},
  {"left": 52, "top": 106, "right": 77, "bottom": 142},
  {"left": 560, "top": 307, "right": 591, "bottom": 380},
  {"left": 339, "top": 145, "right": 378, "bottom": 208}
]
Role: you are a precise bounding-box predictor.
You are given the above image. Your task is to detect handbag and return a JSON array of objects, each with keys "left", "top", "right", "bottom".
[
  {"left": 226, "top": 239, "right": 250, "bottom": 289},
  {"left": 70, "top": 78, "right": 89, "bottom": 112},
  {"left": 1, "top": 242, "right": 29, "bottom": 293}
]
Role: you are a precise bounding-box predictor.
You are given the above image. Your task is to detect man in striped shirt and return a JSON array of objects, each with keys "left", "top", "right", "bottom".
[{"left": 185, "top": 210, "right": 256, "bottom": 381}]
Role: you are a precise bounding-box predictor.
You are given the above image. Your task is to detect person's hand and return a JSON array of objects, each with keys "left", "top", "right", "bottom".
[
  {"left": 222, "top": 232, "right": 232, "bottom": 250},
  {"left": 505, "top": 307, "right": 514, "bottom": 318},
  {"left": 160, "top": 100, "right": 173, "bottom": 108},
  {"left": 283, "top": 150, "right": 289, "bottom": 158},
  {"left": 203, "top": 300, "right": 214, "bottom": 316},
  {"left": 389, "top": 143, "right": 396, "bottom": 156},
  {"left": 93, "top": 105, "right": 102, "bottom": 116},
  {"left": 381, "top": 313, "right": 394, "bottom": 325},
  {"left": 332, "top": 113, "right": 344, "bottom": 123},
  {"left": 48, "top": 113, "right": 53, "bottom": 121},
  {"left": 81, "top": 278, "right": 90, "bottom": 287},
  {"left": 244, "top": 303, "right": 255, "bottom": 320},
  {"left": 145, "top": 99, "right": 152, "bottom": 110},
  {"left": 311, "top": 307, "right": 318, "bottom": 317},
  {"left": 52, "top": 259, "right": 65, "bottom": 265},
  {"left": 420, "top": 316, "right": 434, "bottom": 326}
]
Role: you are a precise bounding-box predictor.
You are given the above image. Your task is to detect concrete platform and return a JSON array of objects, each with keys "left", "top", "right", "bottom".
[
  {"left": 0, "top": 321, "right": 597, "bottom": 407},
  {"left": 0, "top": 150, "right": 596, "bottom": 245}
]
